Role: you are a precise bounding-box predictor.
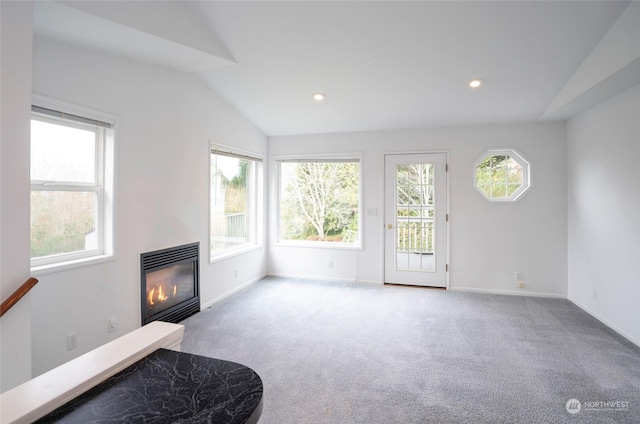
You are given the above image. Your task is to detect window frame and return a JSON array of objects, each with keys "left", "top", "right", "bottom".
[
  {"left": 275, "top": 153, "right": 363, "bottom": 250},
  {"left": 209, "top": 144, "right": 264, "bottom": 262},
  {"left": 30, "top": 96, "right": 116, "bottom": 273},
  {"left": 473, "top": 148, "right": 531, "bottom": 203}
]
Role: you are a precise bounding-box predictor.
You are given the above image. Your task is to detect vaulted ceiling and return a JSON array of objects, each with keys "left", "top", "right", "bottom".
[{"left": 34, "top": 1, "right": 639, "bottom": 136}]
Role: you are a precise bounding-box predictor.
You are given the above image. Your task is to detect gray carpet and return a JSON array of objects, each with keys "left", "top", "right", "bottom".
[{"left": 180, "top": 277, "right": 640, "bottom": 424}]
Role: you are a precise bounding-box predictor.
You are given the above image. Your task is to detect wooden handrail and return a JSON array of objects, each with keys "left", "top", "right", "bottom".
[{"left": 0, "top": 277, "right": 38, "bottom": 318}]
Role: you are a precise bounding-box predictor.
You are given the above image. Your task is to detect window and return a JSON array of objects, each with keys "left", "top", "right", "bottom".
[
  {"left": 30, "top": 101, "right": 115, "bottom": 270},
  {"left": 210, "top": 146, "right": 263, "bottom": 259},
  {"left": 277, "top": 156, "right": 361, "bottom": 247},
  {"left": 474, "top": 149, "right": 531, "bottom": 202}
]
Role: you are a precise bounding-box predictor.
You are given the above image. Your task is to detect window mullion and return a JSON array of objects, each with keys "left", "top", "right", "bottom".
[
  {"left": 30, "top": 99, "right": 115, "bottom": 270},
  {"left": 31, "top": 183, "right": 100, "bottom": 192}
]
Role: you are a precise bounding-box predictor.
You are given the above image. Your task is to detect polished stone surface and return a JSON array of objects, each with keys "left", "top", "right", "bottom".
[{"left": 36, "top": 348, "right": 263, "bottom": 424}]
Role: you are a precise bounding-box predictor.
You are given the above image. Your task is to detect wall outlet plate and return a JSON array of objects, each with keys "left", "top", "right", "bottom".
[
  {"left": 67, "top": 333, "right": 78, "bottom": 350},
  {"left": 109, "top": 318, "right": 118, "bottom": 333}
]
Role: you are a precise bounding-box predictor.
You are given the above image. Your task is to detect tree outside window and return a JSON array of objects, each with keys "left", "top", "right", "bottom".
[
  {"left": 474, "top": 149, "right": 531, "bottom": 202},
  {"left": 30, "top": 102, "right": 115, "bottom": 269},
  {"left": 279, "top": 159, "right": 360, "bottom": 245},
  {"left": 210, "top": 150, "right": 263, "bottom": 258}
]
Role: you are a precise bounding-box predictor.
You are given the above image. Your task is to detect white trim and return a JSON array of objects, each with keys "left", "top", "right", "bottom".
[
  {"left": 274, "top": 241, "right": 362, "bottom": 251},
  {"left": 209, "top": 244, "right": 264, "bottom": 264},
  {"left": 29, "top": 95, "right": 117, "bottom": 272},
  {"left": 209, "top": 142, "right": 265, "bottom": 162},
  {"left": 274, "top": 152, "right": 363, "bottom": 248},
  {"left": 353, "top": 278, "right": 383, "bottom": 285},
  {"left": 382, "top": 150, "right": 450, "bottom": 289},
  {"left": 32, "top": 94, "right": 118, "bottom": 126},
  {"left": 200, "top": 274, "right": 265, "bottom": 309},
  {"left": 568, "top": 296, "right": 640, "bottom": 348},
  {"left": 31, "top": 254, "right": 117, "bottom": 276},
  {"left": 273, "top": 151, "right": 362, "bottom": 162},
  {"left": 450, "top": 286, "right": 566, "bottom": 299},
  {"left": 267, "top": 272, "right": 379, "bottom": 286},
  {"left": 472, "top": 147, "right": 532, "bottom": 203},
  {"left": 209, "top": 145, "right": 264, "bottom": 261}
]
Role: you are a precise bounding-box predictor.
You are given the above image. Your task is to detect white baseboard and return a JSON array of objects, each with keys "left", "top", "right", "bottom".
[
  {"left": 450, "top": 286, "right": 567, "bottom": 299},
  {"left": 568, "top": 296, "right": 640, "bottom": 349},
  {"left": 354, "top": 278, "right": 383, "bottom": 286},
  {"left": 201, "top": 274, "right": 265, "bottom": 310},
  {"left": 202, "top": 275, "right": 639, "bottom": 349},
  {"left": 267, "top": 272, "right": 355, "bottom": 284},
  {"left": 267, "top": 272, "right": 382, "bottom": 286}
]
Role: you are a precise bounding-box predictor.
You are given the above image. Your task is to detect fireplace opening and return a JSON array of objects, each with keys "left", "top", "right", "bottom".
[{"left": 141, "top": 242, "right": 200, "bottom": 325}]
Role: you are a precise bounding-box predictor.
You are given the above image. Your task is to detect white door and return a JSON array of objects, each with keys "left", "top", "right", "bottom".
[{"left": 384, "top": 153, "right": 448, "bottom": 287}]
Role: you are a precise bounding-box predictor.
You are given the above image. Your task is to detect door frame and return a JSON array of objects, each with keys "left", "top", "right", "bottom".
[{"left": 382, "top": 150, "right": 450, "bottom": 289}]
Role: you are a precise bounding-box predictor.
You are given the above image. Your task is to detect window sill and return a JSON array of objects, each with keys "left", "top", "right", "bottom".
[
  {"left": 31, "top": 254, "right": 116, "bottom": 276},
  {"left": 209, "top": 244, "right": 264, "bottom": 264},
  {"left": 274, "top": 241, "right": 362, "bottom": 251}
]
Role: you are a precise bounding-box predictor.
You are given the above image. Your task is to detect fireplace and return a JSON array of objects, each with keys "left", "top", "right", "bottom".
[{"left": 141, "top": 242, "right": 200, "bottom": 325}]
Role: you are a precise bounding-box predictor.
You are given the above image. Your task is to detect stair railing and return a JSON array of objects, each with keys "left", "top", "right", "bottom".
[{"left": 0, "top": 277, "right": 38, "bottom": 318}]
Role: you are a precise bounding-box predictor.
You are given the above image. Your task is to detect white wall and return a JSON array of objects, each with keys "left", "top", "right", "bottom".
[
  {"left": 29, "top": 37, "right": 267, "bottom": 376},
  {"left": 0, "top": 0, "right": 34, "bottom": 392},
  {"left": 567, "top": 85, "right": 640, "bottom": 346},
  {"left": 268, "top": 122, "right": 567, "bottom": 297}
]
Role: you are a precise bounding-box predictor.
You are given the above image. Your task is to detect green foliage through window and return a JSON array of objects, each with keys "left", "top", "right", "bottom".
[
  {"left": 279, "top": 161, "right": 360, "bottom": 244},
  {"left": 474, "top": 150, "right": 530, "bottom": 202},
  {"left": 31, "top": 191, "right": 97, "bottom": 258},
  {"left": 210, "top": 151, "right": 262, "bottom": 257},
  {"left": 30, "top": 111, "right": 109, "bottom": 265}
]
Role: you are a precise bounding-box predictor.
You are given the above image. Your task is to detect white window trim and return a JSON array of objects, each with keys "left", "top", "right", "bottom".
[
  {"left": 209, "top": 143, "right": 264, "bottom": 262},
  {"left": 30, "top": 94, "right": 117, "bottom": 273},
  {"left": 473, "top": 148, "right": 532, "bottom": 203},
  {"left": 275, "top": 152, "right": 363, "bottom": 250}
]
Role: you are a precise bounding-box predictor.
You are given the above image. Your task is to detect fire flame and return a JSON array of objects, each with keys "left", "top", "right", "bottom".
[
  {"left": 148, "top": 284, "right": 178, "bottom": 306},
  {"left": 157, "top": 285, "right": 169, "bottom": 302}
]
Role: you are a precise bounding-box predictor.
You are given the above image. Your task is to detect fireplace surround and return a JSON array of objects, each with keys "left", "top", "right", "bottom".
[{"left": 141, "top": 242, "right": 200, "bottom": 325}]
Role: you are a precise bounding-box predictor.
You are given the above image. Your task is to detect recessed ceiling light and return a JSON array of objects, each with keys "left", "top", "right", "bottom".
[
  {"left": 313, "top": 93, "right": 326, "bottom": 101},
  {"left": 469, "top": 79, "right": 484, "bottom": 89}
]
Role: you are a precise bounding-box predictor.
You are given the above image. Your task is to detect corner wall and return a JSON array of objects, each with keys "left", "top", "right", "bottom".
[
  {"left": 0, "top": 0, "right": 34, "bottom": 392},
  {"left": 567, "top": 85, "right": 640, "bottom": 346},
  {"left": 268, "top": 122, "right": 567, "bottom": 297},
  {"left": 29, "top": 37, "right": 267, "bottom": 376}
]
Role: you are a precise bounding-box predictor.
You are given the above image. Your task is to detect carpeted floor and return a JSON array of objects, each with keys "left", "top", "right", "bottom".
[{"left": 180, "top": 277, "right": 640, "bottom": 424}]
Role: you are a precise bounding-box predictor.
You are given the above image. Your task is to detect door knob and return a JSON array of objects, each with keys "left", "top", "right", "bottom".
[{"left": 386, "top": 224, "right": 393, "bottom": 229}]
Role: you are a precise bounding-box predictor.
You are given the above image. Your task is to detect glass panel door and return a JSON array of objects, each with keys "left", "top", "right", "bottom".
[
  {"left": 384, "top": 153, "right": 448, "bottom": 287},
  {"left": 396, "top": 163, "right": 435, "bottom": 271}
]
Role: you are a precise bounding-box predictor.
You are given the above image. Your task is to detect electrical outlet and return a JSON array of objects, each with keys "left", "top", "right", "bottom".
[
  {"left": 67, "top": 333, "right": 78, "bottom": 351},
  {"left": 109, "top": 317, "right": 118, "bottom": 333},
  {"left": 234, "top": 268, "right": 238, "bottom": 278},
  {"left": 328, "top": 261, "right": 334, "bottom": 269},
  {"left": 515, "top": 272, "right": 523, "bottom": 281}
]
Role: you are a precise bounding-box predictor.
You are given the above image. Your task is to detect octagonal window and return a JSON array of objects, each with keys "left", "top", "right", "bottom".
[{"left": 474, "top": 149, "right": 530, "bottom": 202}]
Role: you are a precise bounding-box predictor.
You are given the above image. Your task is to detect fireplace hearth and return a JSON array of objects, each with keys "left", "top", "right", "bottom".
[{"left": 141, "top": 242, "right": 200, "bottom": 325}]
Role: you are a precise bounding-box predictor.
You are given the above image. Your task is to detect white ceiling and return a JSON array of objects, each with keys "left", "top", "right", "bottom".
[{"left": 34, "top": 1, "right": 637, "bottom": 136}]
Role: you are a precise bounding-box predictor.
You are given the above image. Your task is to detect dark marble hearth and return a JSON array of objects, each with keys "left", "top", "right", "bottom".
[{"left": 36, "top": 349, "right": 263, "bottom": 424}]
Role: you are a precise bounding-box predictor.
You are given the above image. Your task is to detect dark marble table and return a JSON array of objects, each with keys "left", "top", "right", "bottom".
[{"left": 35, "top": 348, "right": 263, "bottom": 424}]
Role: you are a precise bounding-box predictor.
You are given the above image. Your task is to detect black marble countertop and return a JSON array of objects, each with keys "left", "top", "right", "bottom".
[{"left": 36, "top": 348, "right": 263, "bottom": 424}]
